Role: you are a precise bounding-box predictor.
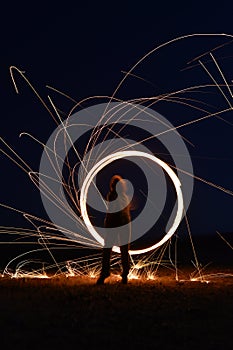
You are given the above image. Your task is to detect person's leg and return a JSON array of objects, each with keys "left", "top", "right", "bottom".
[
  {"left": 120, "top": 244, "right": 130, "bottom": 284},
  {"left": 97, "top": 248, "right": 111, "bottom": 284},
  {"left": 101, "top": 247, "right": 111, "bottom": 277}
]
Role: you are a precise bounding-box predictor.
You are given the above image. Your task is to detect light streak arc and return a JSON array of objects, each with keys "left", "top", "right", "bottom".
[{"left": 80, "top": 151, "right": 184, "bottom": 255}]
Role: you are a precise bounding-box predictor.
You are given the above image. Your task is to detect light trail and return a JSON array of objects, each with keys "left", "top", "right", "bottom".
[
  {"left": 80, "top": 150, "right": 184, "bottom": 254},
  {"left": 0, "top": 34, "right": 232, "bottom": 283}
]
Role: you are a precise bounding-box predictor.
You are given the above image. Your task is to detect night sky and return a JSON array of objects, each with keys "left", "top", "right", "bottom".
[{"left": 1, "top": 1, "right": 233, "bottom": 251}]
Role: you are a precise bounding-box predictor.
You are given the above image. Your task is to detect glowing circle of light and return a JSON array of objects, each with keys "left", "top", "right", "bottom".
[{"left": 80, "top": 150, "right": 184, "bottom": 255}]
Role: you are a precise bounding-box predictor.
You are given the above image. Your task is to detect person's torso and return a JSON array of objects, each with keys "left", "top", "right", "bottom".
[{"left": 104, "top": 191, "right": 131, "bottom": 228}]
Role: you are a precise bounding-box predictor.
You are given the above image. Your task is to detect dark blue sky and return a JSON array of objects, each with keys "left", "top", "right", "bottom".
[{"left": 1, "top": 1, "right": 233, "bottom": 242}]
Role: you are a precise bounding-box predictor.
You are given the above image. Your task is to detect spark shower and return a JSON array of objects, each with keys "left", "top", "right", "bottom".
[{"left": 1, "top": 33, "right": 233, "bottom": 281}]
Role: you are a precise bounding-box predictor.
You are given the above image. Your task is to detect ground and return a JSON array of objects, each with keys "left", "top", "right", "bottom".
[{"left": 0, "top": 266, "right": 232, "bottom": 350}]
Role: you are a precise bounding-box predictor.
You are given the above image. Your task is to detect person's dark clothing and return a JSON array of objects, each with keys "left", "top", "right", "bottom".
[
  {"left": 98, "top": 189, "right": 131, "bottom": 281},
  {"left": 100, "top": 244, "right": 130, "bottom": 279}
]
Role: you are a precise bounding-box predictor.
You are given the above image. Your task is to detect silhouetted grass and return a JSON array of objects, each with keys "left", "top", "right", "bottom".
[{"left": 0, "top": 266, "right": 232, "bottom": 350}]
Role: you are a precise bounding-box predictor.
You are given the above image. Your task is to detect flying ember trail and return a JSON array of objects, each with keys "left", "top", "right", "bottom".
[{"left": 1, "top": 33, "right": 233, "bottom": 283}]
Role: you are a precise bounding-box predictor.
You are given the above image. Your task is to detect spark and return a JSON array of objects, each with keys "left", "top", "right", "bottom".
[
  {"left": 216, "top": 231, "right": 233, "bottom": 251},
  {"left": 9, "top": 66, "right": 58, "bottom": 124},
  {"left": 0, "top": 34, "right": 233, "bottom": 282},
  {"left": 198, "top": 59, "right": 232, "bottom": 108}
]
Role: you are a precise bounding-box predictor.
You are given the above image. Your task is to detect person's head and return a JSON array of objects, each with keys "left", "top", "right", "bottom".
[{"left": 109, "top": 175, "right": 127, "bottom": 194}]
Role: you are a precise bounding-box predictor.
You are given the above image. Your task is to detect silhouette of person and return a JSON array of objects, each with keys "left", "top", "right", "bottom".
[{"left": 97, "top": 175, "right": 131, "bottom": 284}]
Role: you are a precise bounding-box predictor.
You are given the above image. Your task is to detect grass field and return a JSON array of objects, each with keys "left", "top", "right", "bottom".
[{"left": 0, "top": 266, "right": 232, "bottom": 350}]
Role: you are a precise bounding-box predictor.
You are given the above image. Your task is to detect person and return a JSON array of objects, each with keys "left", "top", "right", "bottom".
[{"left": 96, "top": 175, "right": 131, "bottom": 285}]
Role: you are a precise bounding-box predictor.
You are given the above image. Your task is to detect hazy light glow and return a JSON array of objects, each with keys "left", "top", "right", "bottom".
[{"left": 80, "top": 150, "right": 184, "bottom": 255}]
